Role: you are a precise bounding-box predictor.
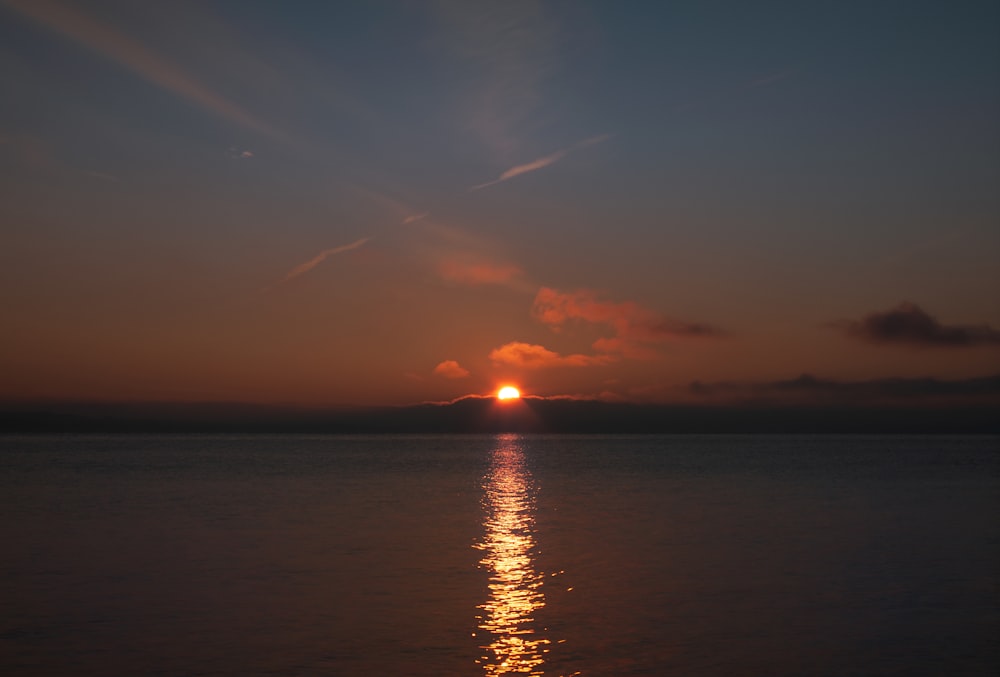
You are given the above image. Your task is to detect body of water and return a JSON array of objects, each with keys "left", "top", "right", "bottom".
[{"left": 1, "top": 434, "right": 997, "bottom": 675}]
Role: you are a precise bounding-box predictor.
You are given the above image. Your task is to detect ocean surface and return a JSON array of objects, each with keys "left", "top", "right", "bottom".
[{"left": 1, "top": 434, "right": 997, "bottom": 676}]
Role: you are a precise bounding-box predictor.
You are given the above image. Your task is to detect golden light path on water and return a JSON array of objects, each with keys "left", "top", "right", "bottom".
[{"left": 474, "top": 434, "right": 551, "bottom": 675}]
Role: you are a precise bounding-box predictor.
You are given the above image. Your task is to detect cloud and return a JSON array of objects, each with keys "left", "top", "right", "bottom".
[
  {"left": 575, "top": 133, "right": 613, "bottom": 148},
  {"left": 2, "top": 0, "right": 271, "bottom": 134},
  {"left": 471, "top": 149, "right": 567, "bottom": 190},
  {"left": 688, "top": 373, "right": 1000, "bottom": 406},
  {"left": 533, "top": 287, "right": 721, "bottom": 358},
  {"left": 433, "top": 360, "right": 470, "bottom": 379},
  {"left": 404, "top": 221, "right": 532, "bottom": 290},
  {"left": 437, "top": 259, "right": 523, "bottom": 286},
  {"left": 401, "top": 212, "right": 429, "bottom": 225},
  {"left": 488, "top": 341, "right": 615, "bottom": 369},
  {"left": 470, "top": 134, "right": 610, "bottom": 190},
  {"left": 836, "top": 302, "right": 1000, "bottom": 347},
  {"left": 431, "top": 1, "right": 566, "bottom": 157},
  {"left": 281, "top": 238, "right": 369, "bottom": 283}
]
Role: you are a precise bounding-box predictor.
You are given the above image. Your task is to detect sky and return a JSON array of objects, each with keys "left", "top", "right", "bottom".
[{"left": 1, "top": 0, "right": 999, "bottom": 408}]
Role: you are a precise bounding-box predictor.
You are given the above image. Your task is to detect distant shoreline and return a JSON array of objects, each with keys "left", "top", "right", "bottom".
[{"left": 2, "top": 398, "right": 997, "bottom": 435}]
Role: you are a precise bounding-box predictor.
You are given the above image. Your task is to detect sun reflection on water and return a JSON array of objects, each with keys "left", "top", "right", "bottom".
[{"left": 475, "top": 434, "right": 550, "bottom": 675}]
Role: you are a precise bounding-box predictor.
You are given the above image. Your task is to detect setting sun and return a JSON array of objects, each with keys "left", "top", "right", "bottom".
[{"left": 497, "top": 386, "right": 521, "bottom": 400}]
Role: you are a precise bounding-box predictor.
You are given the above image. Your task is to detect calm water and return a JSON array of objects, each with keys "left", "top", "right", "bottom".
[{"left": 1, "top": 434, "right": 997, "bottom": 676}]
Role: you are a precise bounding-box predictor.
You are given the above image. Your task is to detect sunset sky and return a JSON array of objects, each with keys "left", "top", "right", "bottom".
[{"left": 2, "top": 0, "right": 998, "bottom": 408}]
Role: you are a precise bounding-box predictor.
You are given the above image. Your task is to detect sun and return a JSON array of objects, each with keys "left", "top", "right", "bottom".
[{"left": 497, "top": 386, "right": 521, "bottom": 400}]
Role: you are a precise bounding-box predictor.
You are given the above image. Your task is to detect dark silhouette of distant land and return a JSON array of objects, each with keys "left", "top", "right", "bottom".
[{"left": 0, "top": 396, "right": 996, "bottom": 434}]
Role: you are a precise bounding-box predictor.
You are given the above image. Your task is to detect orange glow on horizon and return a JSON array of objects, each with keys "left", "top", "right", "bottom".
[{"left": 497, "top": 386, "right": 521, "bottom": 400}]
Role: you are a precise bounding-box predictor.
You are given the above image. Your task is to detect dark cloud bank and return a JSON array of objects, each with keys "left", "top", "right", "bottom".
[
  {"left": 837, "top": 302, "right": 1000, "bottom": 347},
  {"left": 690, "top": 373, "right": 1000, "bottom": 404},
  {"left": 3, "top": 374, "right": 998, "bottom": 434}
]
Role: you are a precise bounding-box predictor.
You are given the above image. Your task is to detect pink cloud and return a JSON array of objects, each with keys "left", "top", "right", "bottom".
[
  {"left": 470, "top": 134, "right": 611, "bottom": 190},
  {"left": 281, "top": 238, "right": 369, "bottom": 283},
  {"left": 471, "top": 149, "right": 567, "bottom": 190},
  {"left": 437, "top": 259, "right": 523, "bottom": 286},
  {"left": 488, "top": 342, "right": 616, "bottom": 369},
  {"left": 402, "top": 212, "right": 429, "bottom": 225},
  {"left": 532, "top": 287, "right": 721, "bottom": 358},
  {"left": 433, "top": 360, "right": 470, "bottom": 379}
]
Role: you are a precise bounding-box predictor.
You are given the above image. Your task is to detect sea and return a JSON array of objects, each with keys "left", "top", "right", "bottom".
[{"left": 1, "top": 434, "right": 997, "bottom": 676}]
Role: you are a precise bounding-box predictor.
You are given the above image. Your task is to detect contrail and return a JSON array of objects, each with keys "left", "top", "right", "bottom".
[
  {"left": 2, "top": 0, "right": 272, "bottom": 134},
  {"left": 401, "top": 212, "right": 429, "bottom": 224},
  {"left": 470, "top": 134, "right": 611, "bottom": 191},
  {"left": 471, "top": 149, "right": 568, "bottom": 190},
  {"left": 281, "top": 238, "right": 369, "bottom": 282}
]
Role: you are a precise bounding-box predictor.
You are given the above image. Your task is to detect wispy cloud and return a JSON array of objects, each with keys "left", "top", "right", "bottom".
[
  {"left": 431, "top": 1, "right": 567, "bottom": 158},
  {"left": 833, "top": 302, "right": 1000, "bottom": 348},
  {"left": 471, "top": 149, "right": 567, "bottom": 190},
  {"left": 2, "top": 0, "right": 272, "bottom": 134},
  {"left": 470, "top": 134, "right": 611, "bottom": 190},
  {"left": 488, "top": 341, "right": 616, "bottom": 369},
  {"left": 433, "top": 360, "right": 470, "bottom": 379},
  {"left": 437, "top": 258, "right": 523, "bottom": 286},
  {"left": 399, "top": 216, "right": 536, "bottom": 291},
  {"left": 281, "top": 238, "right": 369, "bottom": 283},
  {"left": 401, "top": 212, "right": 429, "bottom": 225},
  {"left": 533, "top": 287, "right": 722, "bottom": 359},
  {"left": 228, "top": 147, "right": 254, "bottom": 160}
]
